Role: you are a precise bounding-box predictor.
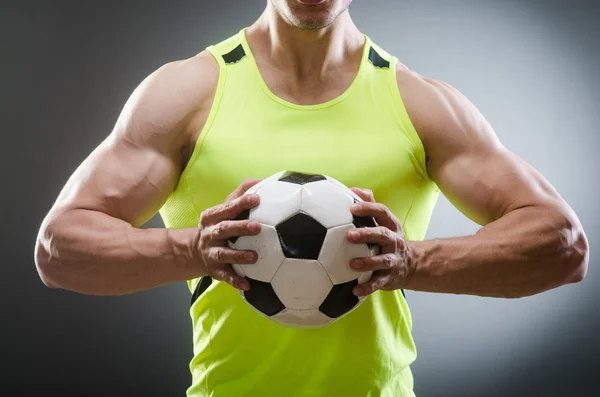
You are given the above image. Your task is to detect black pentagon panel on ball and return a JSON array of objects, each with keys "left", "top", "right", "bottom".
[
  {"left": 244, "top": 278, "right": 285, "bottom": 316},
  {"left": 352, "top": 211, "right": 379, "bottom": 250},
  {"left": 352, "top": 215, "right": 376, "bottom": 229},
  {"left": 228, "top": 209, "right": 251, "bottom": 244},
  {"left": 319, "top": 280, "right": 359, "bottom": 318},
  {"left": 276, "top": 212, "right": 327, "bottom": 259},
  {"left": 279, "top": 171, "right": 326, "bottom": 185},
  {"left": 234, "top": 209, "right": 250, "bottom": 221}
]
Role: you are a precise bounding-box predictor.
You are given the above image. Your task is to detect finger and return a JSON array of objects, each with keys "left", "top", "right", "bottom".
[
  {"left": 350, "top": 254, "right": 397, "bottom": 272},
  {"left": 208, "top": 220, "right": 261, "bottom": 242},
  {"left": 350, "top": 201, "right": 399, "bottom": 231},
  {"left": 354, "top": 272, "right": 391, "bottom": 296},
  {"left": 208, "top": 247, "right": 258, "bottom": 265},
  {"left": 210, "top": 265, "right": 251, "bottom": 291},
  {"left": 350, "top": 187, "right": 375, "bottom": 203},
  {"left": 347, "top": 226, "right": 396, "bottom": 246},
  {"left": 200, "top": 194, "right": 260, "bottom": 227},
  {"left": 225, "top": 178, "right": 263, "bottom": 202}
]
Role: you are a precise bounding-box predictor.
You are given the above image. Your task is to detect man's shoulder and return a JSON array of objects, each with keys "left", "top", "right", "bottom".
[
  {"left": 394, "top": 62, "right": 472, "bottom": 150},
  {"left": 152, "top": 51, "right": 220, "bottom": 111},
  {"left": 153, "top": 51, "right": 222, "bottom": 159},
  {"left": 112, "top": 51, "right": 221, "bottom": 154},
  {"left": 394, "top": 62, "right": 460, "bottom": 116},
  {"left": 393, "top": 61, "right": 500, "bottom": 172}
]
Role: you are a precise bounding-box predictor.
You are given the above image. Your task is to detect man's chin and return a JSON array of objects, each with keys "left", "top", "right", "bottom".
[
  {"left": 292, "top": 17, "right": 334, "bottom": 30},
  {"left": 295, "top": 24, "right": 328, "bottom": 31}
]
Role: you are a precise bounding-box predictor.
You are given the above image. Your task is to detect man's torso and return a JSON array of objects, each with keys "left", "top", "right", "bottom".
[{"left": 159, "top": 29, "right": 439, "bottom": 397}]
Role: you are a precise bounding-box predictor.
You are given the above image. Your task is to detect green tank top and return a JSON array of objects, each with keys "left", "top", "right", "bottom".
[{"left": 159, "top": 28, "right": 439, "bottom": 397}]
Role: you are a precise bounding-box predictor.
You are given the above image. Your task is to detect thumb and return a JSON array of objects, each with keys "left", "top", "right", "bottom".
[
  {"left": 225, "top": 178, "right": 263, "bottom": 202},
  {"left": 350, "top": 187, "right": 375, "bottom": 203}
]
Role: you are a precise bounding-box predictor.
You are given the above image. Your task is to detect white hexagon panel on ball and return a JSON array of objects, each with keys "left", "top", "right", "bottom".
[
  {"left": 271, "top": 259, "right": 333, "bottom": 310},
  {"left": 230, "top": 224, "right": 286, "bottom": 283},
  {"left": 272, "top": 308, "right": 334, "bottom": 328},
  {"left": 249, "top": 177, "right": 302, "bottom": 226},
  {"left": 324, "top": 175, "right": 364, "bottom": 202},
  {"left": 318, "top": 223, "right": 373, "bottom": 285},
  {"left": 301, "top": 180, "right": 354, "bottom": 229}
]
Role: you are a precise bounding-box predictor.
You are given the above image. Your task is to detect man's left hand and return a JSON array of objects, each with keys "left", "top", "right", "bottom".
[{"left": 347, "top": 188, "right": 415, "bottom": 297}]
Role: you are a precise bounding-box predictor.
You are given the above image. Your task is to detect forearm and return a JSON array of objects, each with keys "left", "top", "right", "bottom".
[
  {"left": 35, "top": 209, "right": 206, "bottom": 296},
  {"left": 405, "top": 205, "right": 589, "bottom": 298}
]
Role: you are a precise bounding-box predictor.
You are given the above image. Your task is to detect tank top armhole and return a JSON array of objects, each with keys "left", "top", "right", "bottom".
[
  {"left": 180, "top": 46, "right": 228, "bottom": 185},
  {"left": 387, "top": 57, "right": 431, "bottom": 182},
  {"left": 181, "top": 47, "right": 228, "bottom": 295}
]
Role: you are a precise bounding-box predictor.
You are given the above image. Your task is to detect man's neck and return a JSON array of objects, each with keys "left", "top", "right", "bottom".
[{"left": 247, "top": 6, "right": 364, "bottom": 80}]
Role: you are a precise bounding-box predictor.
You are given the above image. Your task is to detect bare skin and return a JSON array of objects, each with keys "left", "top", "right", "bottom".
[{"left": 35, "top": 0, "right": 588, "bottom": 298}]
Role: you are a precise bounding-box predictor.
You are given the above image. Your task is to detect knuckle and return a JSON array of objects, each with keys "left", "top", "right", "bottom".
[
  {"left": 385, "top": 228, "right": 396, "bottom": 240},
  {"left": 377, "top": 227, "right": 388, "bottom": 239},
  {"left": 370, "top": 278, "right": 382, "bottom": 290},
  {"left": 199, "top": 210, "right": 211, "bottom": 226},
  {"left": 381, "top": 277, "right": 389, "bottom": 288},
  {"left": 224, "top": 200, "right": 236, "bottom": 213},
  {"left": 213, "top": 270, "right": 227, "bottom": 282},
  {"left": 207, "top": 249, "right": 218, "bottom": 263},
  {"left": 243, "top": 194, "right": 257, "bottom": 206},
  {"left": 212, "top": 223, "right": 226, "bottom": 240},
  {"left": 397, "top": 237, "right": 407, "bottom": 250},
  {"left": 379, "top": 204, "right": 389, "bottom": 216},
  {"left": 241, "top": 221, "right": 255, "bottom": 235},
  {"left": 382, "top": 255, "right": 394, "bottom": 268},
  {"left": 385, "top": 206, "right": 394, "bottom": 218},
  {"left": 389, "top": 231, "right": 398, "bottom": 242},
  {"left": 369, "top": 282, "right": 379, "bottom": 293},
  {"left": 208, "top": 227, "right": 218, "bottom": 243},
  {"left": 237, "top": 197, "right": 247, "bottom": 208},
  {"left": 199, "top": 229, "right": 211, "bottom": 246},
  {"left": 215, "top": 248, "right": 227, "bottom": 262}
]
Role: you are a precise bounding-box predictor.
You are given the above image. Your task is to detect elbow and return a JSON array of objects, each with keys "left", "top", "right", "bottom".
[
  {"left": 558, "top": 215, "right": 589, "bottom": 285},
  {"left": 35, "top": 241, "right": 59, "bottom": 289},
  {"left": 565, "top": 233, "right": 589, "bottom": 284},
  {"left": 34, "top": 222, "right": 62, "bottom": 290}
]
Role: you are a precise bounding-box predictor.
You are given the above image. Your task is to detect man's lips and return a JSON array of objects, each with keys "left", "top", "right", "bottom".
[{"left": 297, "top": 0, "right": 327, "bottom": 5}]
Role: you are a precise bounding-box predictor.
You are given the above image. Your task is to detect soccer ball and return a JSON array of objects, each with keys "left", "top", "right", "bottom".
[{"left": 228, "top": 171, "right": 378, "bottom": 328}]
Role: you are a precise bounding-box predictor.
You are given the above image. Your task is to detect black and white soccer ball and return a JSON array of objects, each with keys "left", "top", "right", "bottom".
[{"left": 228, "top": 170, "right": 378, "bottom": 328}]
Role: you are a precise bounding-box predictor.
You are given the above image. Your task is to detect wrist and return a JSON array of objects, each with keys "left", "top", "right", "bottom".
[
  {"left": 183, "top": 227, "right": 208, "bottom": 278},
  {"left": 403, "top": 239, "right": 431, "bottom": 290},
  {"left": 158, "top": 227, "right": 207, "bottom": 280},
  {"left": 403, "top": 240, "right": 418, "bottom": 290}
]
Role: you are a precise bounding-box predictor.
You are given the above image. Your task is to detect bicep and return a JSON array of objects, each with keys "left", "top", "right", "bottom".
[
  {"left": 409, "top": 76, "right": 563, "bottom": 226},
  {"left": 47, "top": 61, "right": 207, "bottom": 227},
  {"left": 54, "top": 135, "right": 181, "bottom": 227},
  {"left": 432, "top": 146, "right": 563, "bottom": 226}
]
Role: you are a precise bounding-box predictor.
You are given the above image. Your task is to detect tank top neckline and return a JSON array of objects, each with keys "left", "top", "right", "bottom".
[{"left": 238, "top": 28, "right": 371, "bottom": 111}]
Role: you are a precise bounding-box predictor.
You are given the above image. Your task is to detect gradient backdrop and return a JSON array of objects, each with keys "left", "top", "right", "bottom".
[{"left": 3, "top": 0, "right": 598, "bottom": 396}]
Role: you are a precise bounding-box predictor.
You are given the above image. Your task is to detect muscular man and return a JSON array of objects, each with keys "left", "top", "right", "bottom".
[{"left": 35, "top": 1, "right": 589, "bottom": 396}]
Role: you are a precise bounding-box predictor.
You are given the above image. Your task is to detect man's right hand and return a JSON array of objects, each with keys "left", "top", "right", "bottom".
[{"left": 197, "top": 179, "right": 262, "bottom": 291}]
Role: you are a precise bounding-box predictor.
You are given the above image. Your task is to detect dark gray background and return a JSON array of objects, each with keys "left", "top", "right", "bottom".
[{"left": 3, "top": 0, "right": 598, "bottom": 396}]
